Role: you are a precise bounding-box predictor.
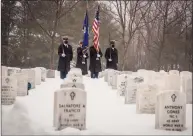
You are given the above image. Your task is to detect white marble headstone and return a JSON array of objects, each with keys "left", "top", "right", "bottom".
[
  {"left": 68, "top": 68, "right": 82, "bottom": 77},
  {"left": 136, "top": 84, "right": 159, "bottom": 114},
  {"left": 112, "top": 71, "right": 121, "bottom": 89},
  {"left": 40, "top": 67, "right": 46, "bottom": 82},
  {"left": 117, "top": 74, "right": 128, "bottom": 96},
  {"left": 7, "top": 67, "right": 16, "bottom": 76},
  {"left": 107, "top": 70, "right": 115, "bottom": 86},
  {"left": 125, "top": 75, "right": 144, "bottom": 104},
  {"left": 53, "top": 88, "right": 86, "bottom": 131},
  {"left": 2, "top": 66, "right": 8, "bottom": 77},
  {"left": 165, "top": 75, "right": 180, "bottom": 91},
  {"left": 155, "top": 90, "right": 186, "bottom": 131},
  {"left": 169, "top": 70, "right": 180, "bottom": 76},
  {"left": 2, "top": 76, "right": 17, "bottom": 105},
  {"left": 22, "top": 69, "right": 36, "bottom": 89},
  {"left": 15, "top": 73, "right": 28, "bottom": 96},
  {"left": 35, "top": 67, "right": 41, "bottom": 85},
  {"left": 180, "top": 72, "right": 192, "bottom": 104},
  {"left": 66, "top": 74, "right": 83, "bottom": 84},
  {"left": 47, "top": 69, "right": 55, "bottom": 78}
]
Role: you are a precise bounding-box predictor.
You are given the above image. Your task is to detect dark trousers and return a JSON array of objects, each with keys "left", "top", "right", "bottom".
[
  {"left": 60, "top": 71, "right": 67, "bottom": 79},
  {"left": 91, "top": 72, "right": 99, "bottom": 78}
]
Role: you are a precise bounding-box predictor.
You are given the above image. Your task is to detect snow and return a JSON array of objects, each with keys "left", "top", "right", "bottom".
[{"left": 2, "top": 76, "right": 192, "bottom": 135}]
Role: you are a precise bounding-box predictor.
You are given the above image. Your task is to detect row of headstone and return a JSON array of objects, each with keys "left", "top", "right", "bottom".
[
  {"left": 103, "top": 69, "right": 191, "bottom": 132},
  {"left": 1, "top": 66, "right": 59, "bottom": 106},
  {"left": 53, "top": 68, "right": 87, "bottom": 131}
]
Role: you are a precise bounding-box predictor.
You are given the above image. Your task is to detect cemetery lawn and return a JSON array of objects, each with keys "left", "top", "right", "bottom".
[{"left": 2, "top": 76, "right": 192, "bottom": 135}]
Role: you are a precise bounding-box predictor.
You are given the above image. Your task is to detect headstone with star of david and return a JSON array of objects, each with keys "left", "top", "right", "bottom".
[
  {"left": 136, "top": 83, "right": 159, "bottom": 114},
  {"left": 53, "top": 88, "right": 86, "bottom": 131},
  {"left": 2, "top": 66, "right": 8, "bottom": 77},
  {"left": 2, "top": 76, "right": 17, "bottom": 105},
  {"left": 117, "top": 74, "right": 129, "bottom": 96},
  {"left": 15, "top": 72, "right": 28, "bottom": 96},
  {"left": 22, "top": 69, "right": 36, "bottom": 89},
  {"left": 125, "top": 73, "right": 144, "bottom": 104},
  {"left": 155, "top": 90, "right": 186, "bottom": 131},
  {"left": 60, "top": 80, "right": 85, "bottom": 90}
]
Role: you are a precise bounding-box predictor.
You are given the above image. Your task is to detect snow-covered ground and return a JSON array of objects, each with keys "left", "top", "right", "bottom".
[{"left": 2, "top": 76, "right": 192, "bottom": 135}]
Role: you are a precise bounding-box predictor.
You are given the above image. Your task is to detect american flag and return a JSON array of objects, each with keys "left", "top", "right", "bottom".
[{"left": 92, "top": 5, "right": 100, "bottom": 52}]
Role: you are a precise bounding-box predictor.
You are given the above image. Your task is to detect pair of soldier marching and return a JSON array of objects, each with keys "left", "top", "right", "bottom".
[{"left": 57, "top": 36, "right": 118, "bottom": 79}]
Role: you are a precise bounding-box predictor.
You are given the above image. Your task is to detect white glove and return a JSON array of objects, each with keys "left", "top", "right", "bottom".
[
  {"left": 82, "top": 61, "right": 85, "bottom": 64},
  {"left": 108, "top": 58, "right": 112, "bottom": 62},
  {"left": 61, "top": 53, "right": 66, "bottom": 57},
  {"left": 97, "top": 54, "right": 100, "bottom": 58},
  {"left": 83, "top": 54, "right": 87, "bottom": 58}
]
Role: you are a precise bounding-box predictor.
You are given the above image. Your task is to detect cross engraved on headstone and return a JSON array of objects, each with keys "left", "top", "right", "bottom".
[
  {"left": 70, "top": 92, "right": 76, "bottom": 100},
  {"left": 171, "top": 94, "right": 177, "bottom": 102}
]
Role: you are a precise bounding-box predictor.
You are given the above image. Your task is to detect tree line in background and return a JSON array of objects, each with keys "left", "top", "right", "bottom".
[{"left": 1, "top": 0, "right": 192, "bottom": 72}]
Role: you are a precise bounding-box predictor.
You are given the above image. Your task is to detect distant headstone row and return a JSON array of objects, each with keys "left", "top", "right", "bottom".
[
  {"left": 103, "top": 69, "right": 192, "bottom": 132},
  {"left": 53, "top": 68, "right": 86, "bottom": 131},
  {"left": 1, "top": 66, "right": 59, "bottom": 105}
]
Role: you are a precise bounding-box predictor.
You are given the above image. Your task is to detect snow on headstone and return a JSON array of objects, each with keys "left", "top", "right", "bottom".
[
  {"left": 68, "top": 68, "right": 82, "bottom": 77},
  {"left": 22, "top": 69, "right": 36, "bottom": 89},
  {"left": 136, "top": 83, "right": 159, "bottom": 114},
  {"left": 60, "top": 80, "right": 85, "bottom": 90},
  {"left": 47, "top": 69, "right": 55, "bottom": 78},
  {"left": 155, "top": 90, "right": 186, "bottom": 131},
  {"left": 180, "top": 71, "right": 192, "bottom": 104},
  {"left": 53, "top": 88, "right": 86, "bottom": 131},
  {"left": 125, "top": 74, "right": 144, "bottom": 104},
  {"left": 2, "top": 76, "right": 17, "bottom": 105},
  {"left": 160, "top": 70, "right": 168, "bottom": 74},
  {"left": 15, "top": 72, "right": 28, "bottom": 96},
  {"left": 169, "top": 70, "right": 179, "bottom": 76},
  {"left": 117, "top": 74, "right": 128, "bottom": 96},
  {"left": 112, "top": 71, "right": 121, "bottom": 89},
  {"left": 165, "top": 74, "right": 180, "bottom": 91},
  {"left": 35, "top": 67, "right": 41, "bottom": 85},
  {"left": 2, "top": 66, "right": 8, "bottom": 76}
]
